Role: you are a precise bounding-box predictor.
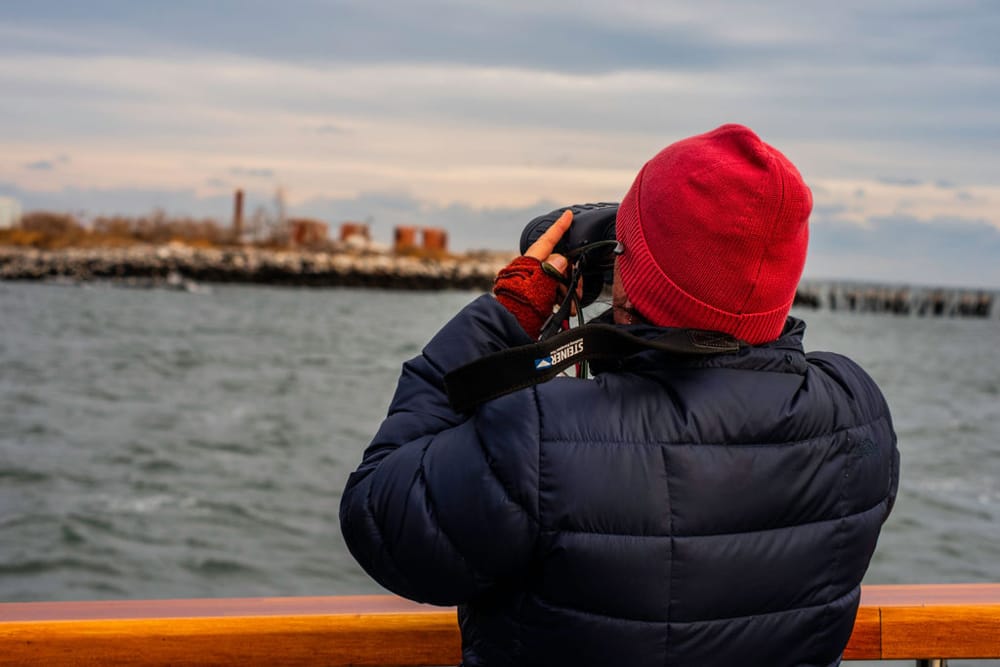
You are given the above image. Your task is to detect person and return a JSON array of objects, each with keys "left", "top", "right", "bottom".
[{"left": 340, "top": 124, "right": 899, "bottom": 667}]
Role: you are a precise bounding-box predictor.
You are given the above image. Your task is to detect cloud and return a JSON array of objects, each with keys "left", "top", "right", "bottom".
[
  {"left": 0, "top": 49, "right": 995, "bottom": 183},
  {"left": 0, "top": 2, "right": 814, "bottom": 74},
  {"left": 230, "top": 167, "right": 275, "bottom": 179},
  {"left": 0, "top": 1, "right": 998, "bottom": 289},
  {"left": 23, "top": 160, "right": 55, "bottom": 170},
  {"left": 20, "top": 154, "right": 69, "bottom": 171},
  {"left": 2, "top": 50, "right": 995, "bottom": 215},
  {"left": 806, "top": 214, "right": 1000, "bottom": 288},
  {"left": 877, "top": 176, "right": 923, "bottom": 187},
  {"left": 810, "top": 179, "right": 998, "bottom": 228},
  {"left": 315, "top": 123, "right": 347, "bottom": 135},
  {"left": 3, "top": 1, "right": 997, "bottom": 77},
  {"left": 0, "top": 180, "right": 235, "bottom": 220}
]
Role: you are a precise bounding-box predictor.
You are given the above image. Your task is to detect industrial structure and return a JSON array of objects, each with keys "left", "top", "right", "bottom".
[
  {"left": 0, "top": 196, "right": 22, "bottom": 229},
  {"left": 393, "top": 225, "right": 449, "bottom": 254}
]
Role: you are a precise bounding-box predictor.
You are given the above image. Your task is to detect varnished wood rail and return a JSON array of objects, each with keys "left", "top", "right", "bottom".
[{"left": 0, "top": 584, "right": 998, "bottom": 665}]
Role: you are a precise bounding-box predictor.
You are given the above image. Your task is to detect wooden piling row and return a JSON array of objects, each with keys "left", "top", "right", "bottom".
[{"left": 795, "top": 282, "right": 996, "bottom": 319}]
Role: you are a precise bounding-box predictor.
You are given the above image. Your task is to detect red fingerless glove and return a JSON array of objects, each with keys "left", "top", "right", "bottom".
[{"left": 493, "top": 256, "right": 561, "bottom": 339}]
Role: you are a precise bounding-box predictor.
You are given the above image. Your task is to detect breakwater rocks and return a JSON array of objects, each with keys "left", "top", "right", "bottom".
[
  {"left": 0, "top": 245, "right": 513, "bottom": 291},
  {"left": 3, "top": 246, "right": 997, "bottom": 319}
]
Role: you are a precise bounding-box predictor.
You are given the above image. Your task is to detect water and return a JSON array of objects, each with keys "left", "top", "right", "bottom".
[
  {"left": 0, "top": 282, "right": 475, "bottom": 601},
  {"left": 1, "top": 282, "right": 998, "bottom": 662}
]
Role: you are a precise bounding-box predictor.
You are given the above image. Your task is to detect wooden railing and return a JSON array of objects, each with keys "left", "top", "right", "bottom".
[{"left": 1, "top": 584, "right": 998, "bottom": 665}]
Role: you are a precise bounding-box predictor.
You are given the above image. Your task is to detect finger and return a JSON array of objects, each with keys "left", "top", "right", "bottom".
[
  {"left": 545, "top": 254, "right": 568, "bottom": 276},
  {"left": 525, "top": 210, "right": 573, "bottom": 261}
]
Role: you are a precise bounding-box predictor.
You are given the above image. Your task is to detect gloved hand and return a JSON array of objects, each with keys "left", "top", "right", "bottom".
[
  {"left": 493, "top": 256, "right": 566, "bottom": 339},
  {"left": 493, "top": 210, "right": 573, "bottom": 339}
]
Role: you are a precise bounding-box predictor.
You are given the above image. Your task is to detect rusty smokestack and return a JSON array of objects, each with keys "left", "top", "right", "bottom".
[{"left": 233, "top": 189, "right": 244, "bottom": 243}]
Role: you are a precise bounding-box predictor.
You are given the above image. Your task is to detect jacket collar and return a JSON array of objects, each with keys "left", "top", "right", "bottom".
[{"left": 589, "top": 312, "right": 808, "bottom": 376}]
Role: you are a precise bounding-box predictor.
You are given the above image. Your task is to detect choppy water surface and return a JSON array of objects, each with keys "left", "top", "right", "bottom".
[{"left": 1, "top": 282, "right": 998, "bottom": 662}]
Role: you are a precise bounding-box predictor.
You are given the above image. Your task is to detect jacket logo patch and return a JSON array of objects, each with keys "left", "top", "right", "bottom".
[{"left": 856, "top": 438, "right": 878, "bottom": 458}]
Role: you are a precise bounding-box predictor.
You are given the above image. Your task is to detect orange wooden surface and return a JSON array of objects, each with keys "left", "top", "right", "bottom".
[
  {"left": 863, "top": 584, "right": 1000, "bottom": 659},
  {"left": 0, "top": 598, "right": 461, "bottom": 667},
  {"left": 842, "top": 605, "right": 881, "bottom": 660},
  {"left": 1, "top": 585, "right": 999, "bottom": 665},
  {"left": 0, "top": 595, "right": 435, "bottom": 621}
]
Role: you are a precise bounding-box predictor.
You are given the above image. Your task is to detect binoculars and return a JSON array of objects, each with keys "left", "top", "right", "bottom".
[{"left": 519, "top": 202, "right": 620, "bottom": 307}]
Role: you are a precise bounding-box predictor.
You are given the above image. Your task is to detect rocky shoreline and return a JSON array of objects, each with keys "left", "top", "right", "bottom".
[
  {"left": 0, "top": 245, "right": 512, "bottom": 291},
  {"left": 3, "top": 244, "right": 996, "bottom": 319}
]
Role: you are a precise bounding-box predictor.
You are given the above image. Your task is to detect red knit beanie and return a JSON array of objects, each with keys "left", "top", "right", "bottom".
[{"left": 617, "top": 124, "right": 811, "bottom": 344}]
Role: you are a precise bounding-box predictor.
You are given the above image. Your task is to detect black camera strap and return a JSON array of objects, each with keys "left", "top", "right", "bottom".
[
  {"left": 443, "top": 323, "right": 741, "bottom": 413},
  {"left": 536, "top": 261, "right": 584, "bottom": 341}
]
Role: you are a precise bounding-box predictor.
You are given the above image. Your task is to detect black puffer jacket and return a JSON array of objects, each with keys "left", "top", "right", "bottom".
[{"left": 340, "top": 295, "right": 899, "bottom": 667}]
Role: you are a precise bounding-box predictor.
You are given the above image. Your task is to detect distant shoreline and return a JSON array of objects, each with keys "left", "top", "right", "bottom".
[
  {"left": 0, "top": 244, "right": 511, "bottom": 291},
  {"left": 2, "top": 244, "right": 997, "bottom": 319}
]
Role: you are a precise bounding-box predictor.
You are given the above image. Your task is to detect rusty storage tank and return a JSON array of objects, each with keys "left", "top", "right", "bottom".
[
  {"left": 289, "top": 219, "right": 329, "bottom": 247},
  {"left": 394, "top": 225, "right": 418, "bottom": 251},
  {"left": 339, "top": 222, "right": 371, "bottom": 242},
  {"left": 422, "top": 227, "right": 448, "bottom": 253}
]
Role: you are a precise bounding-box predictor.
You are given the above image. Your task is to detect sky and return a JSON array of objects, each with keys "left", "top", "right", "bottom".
[{"left": 1, "top": 0, "right": 998, "bottom": 287}]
